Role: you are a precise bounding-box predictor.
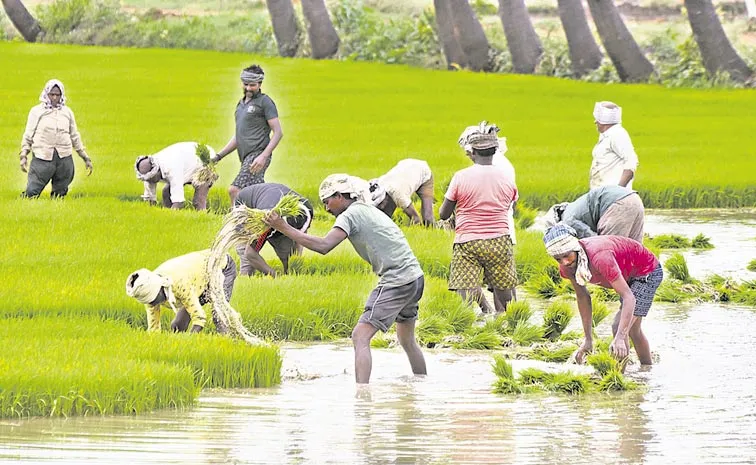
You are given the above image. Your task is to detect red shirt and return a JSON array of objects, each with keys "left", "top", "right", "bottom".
[{"left": 559, "top": 236, "right": 659, "bottom": 288}]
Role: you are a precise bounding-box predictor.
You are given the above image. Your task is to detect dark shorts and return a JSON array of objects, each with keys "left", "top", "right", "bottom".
[
  {"left": 621, "top": 263, "right": 663, "bottom": 317},
  {"left": 231, "top": 152, "right": 271, "bottom": 189},
  {"left": 448, "top": 235, "right": 518, "bottom": 290},
  {"left": 359, "top": 276, "right": 425, "bottom": 332}
]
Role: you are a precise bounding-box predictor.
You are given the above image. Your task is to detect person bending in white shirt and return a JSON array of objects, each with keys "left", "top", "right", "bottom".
[
  {"left": 590, "top": 101, "right": 639, "bottom": 190},
  {"left": 134, "top": 141, "right": 216, "bottom": 210}
]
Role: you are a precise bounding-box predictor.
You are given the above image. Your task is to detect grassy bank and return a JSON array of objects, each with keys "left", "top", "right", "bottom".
[{"left": 1, "top": 43, "right": 755, "bottom": 208}]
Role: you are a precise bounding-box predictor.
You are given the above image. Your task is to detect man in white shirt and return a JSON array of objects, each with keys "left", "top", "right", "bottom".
[
  {"left": 369, "top": 159, "right": 435, "bottom": 226},
  {"left": 590, "top": 101, "right": 639, "bottom": 189},
  {"left": 135, "top": 142, "right": 216, "bottom": 210}
]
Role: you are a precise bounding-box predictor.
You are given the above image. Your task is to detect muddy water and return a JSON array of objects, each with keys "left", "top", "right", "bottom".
[{"left": 1, "top": 211, "right": 755, "bottom": 465}]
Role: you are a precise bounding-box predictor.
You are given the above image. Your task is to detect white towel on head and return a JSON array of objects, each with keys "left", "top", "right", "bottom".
[{"left": 593, "top": 101, "right": 622, "bottom": 124}]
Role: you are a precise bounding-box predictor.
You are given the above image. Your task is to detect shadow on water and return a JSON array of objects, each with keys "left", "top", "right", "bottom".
[{"left": 1, "top": 210, "right": 756, "bottom": 464}]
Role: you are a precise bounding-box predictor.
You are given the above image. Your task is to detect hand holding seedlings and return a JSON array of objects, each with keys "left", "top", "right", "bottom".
[
  {"left": 263, "top": 211, "right": 288, "bottom": 231},
  {"left": 610, "top": 337, "right": 629, "bottom": 359},
  {"left": 571, "top": 340, "right": 593, "bottom": 364}
]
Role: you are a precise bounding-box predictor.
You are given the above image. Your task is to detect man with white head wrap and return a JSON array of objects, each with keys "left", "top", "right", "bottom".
[
  {"left": 590, "top": 101, "right": 639, "bottom": 189},
  {"left": 19, "top": 79, "right": 93, "bottom": 198},
  {"left": 126, "top": 250, "right": 237, "bottom": 334},
  {"left": 543, "top": 224, "right": 662, "bottom": 366},
  {"left": 134, "top": 142, "right": 216, "bottom": 210},
  {"left": 441, "top": 124, "right": 519, "bottom": 314},
  {"left": 458, "top": 121, "right": 517, "bottom": 243},
  {"left": 212, "top": 64, "right": 283, "bottom": 204},
  {"left": 263, "top": 174, "right": 427, "bottom": 384},
  {"left": 369, "top": 158, "right": 435, "bottom": 226}
]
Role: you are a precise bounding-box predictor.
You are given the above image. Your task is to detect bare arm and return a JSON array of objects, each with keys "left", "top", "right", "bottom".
[
  {"left": 401, "top": 203, "right": 422, "bottom": 225},
  {"left": 439, "top": 198, "right": 456, "bottom": 221},
  {"left": 618, "top": 169, "right": 635, "bottom": 187},
  {"left": 242, "top": 244, "right": 276, "bottom": 276},
  {"left": 572, "top": 279, "right": 593, "bottom": 343},
  {"left": 265, "top": 212, "right": 347, "bottom": 255},
  {"left": 610, "top": 276, "right": 636, "bottom": 340},
  {"left": 213, "top": 136, "right": 238, "bottom": 162},
  {"left": 419, "top": 194, "right": 435, "bottom": 226}
]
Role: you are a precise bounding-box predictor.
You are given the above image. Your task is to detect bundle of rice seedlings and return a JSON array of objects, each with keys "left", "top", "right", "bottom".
[
  {"left": 491, "top": 354, "right": 514, "bottom": 379},
  {"left": 525, "top": 273, "right": 562, "bottom": 298},
  {"left": 748, "top": 259, "right": 756, "bottom": 272},
  {"left": 544, "top": 372, "right": 590, "bottom": 394},
  {"left": 542, "top": 301, "right": 574, "bottom": 341},
  {"left": 205, "top": 194, "right": 307, "bottom": 345},
  {"left": 492, "top": 377, "right": 525, "bottom": 394},
  {"left": 646, "top": 233, "right": 690, "bottom": 249},
  {"left": 531, "top": 345, "right": 576, "bottom": 363},
  {"left": 654, "top": 280, "right": 693, "bottom": 303},
  {"left": 192, "top": 143, "right": 219, "bottom": 186},
  {"left": 589, "top": 285, "right": 619, "bottom": 302},
  {"left": 504, "top": 300, "right": 534, "bottom": 330},
  {"left": 518, "top": 367, "right": 552, "bottom": 385},
  {"left": 586, "top": 351, "right": 618, "bottom": 377},
  {"left": 416, "top": 314, "right": 453, "bottom": 347},
  {"left": 559, "top": 330, "right": 583, "bottom": 341},
  {"left": 514, "top": 203, "right": 538, "bottom": 229},
  {"left": 442, "top": 303, "right": 476, "bottom": 333},
  {"left": 665, "top": 253, "right": 692, "bottom": 283},
  {"left": 592, "top": 300, "right": 611, "bottom": 328},
  {"left": 597, "top": 369, "right": 637, "bottom": 391},
  {"left": 691, "top": 233, "right": 714, "bottom": 249},
  {"left": 482, "top": 313, "right": 509, "bottom": 336},
  {"left": 510, "top": 321, "right": 544, "bottom": 346},
  {"left": 456, "top": 328, "right": 504, "bottom": 350}
]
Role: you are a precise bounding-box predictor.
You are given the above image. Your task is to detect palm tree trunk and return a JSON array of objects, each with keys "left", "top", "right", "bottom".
[
  {"left": 556, "top": 0, "right": 603, "bottom": 76},
  {"left": 301, "top": 0, "right": 340, "bottom": 59},
  {"left": 2, "top": 0, "right": 43, "bottom": 42},
  {"left": 684, "top": 0, "right": 753, "bottom": 82},
  {"left": 497, "top": 0, "right": 543, "bottom": 74},
  {"left": 448, "top": 0, "right": 491, "bottom": 71},
  {"left": 434, "top": 0, "right": 469, "bottom": 69},
  {"left": 265, "top": 0, "right": 300, "bottom": 57},
  {"left": 586, "top": 0, "right": 654, "bottom": 82}
]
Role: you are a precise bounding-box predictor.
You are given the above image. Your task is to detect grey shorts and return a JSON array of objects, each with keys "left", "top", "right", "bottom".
[
  {"left": 231, "top": 152, "right": 271, "bottom": 189},
  {"left": 199, "top": 254, "right": 237, "bottom": 305},
  {"left": 359, "top": 275, "right": 425, "bottom": 332},
  {"left": 620, "top": 263, "right": 663, "bottom": 317}
]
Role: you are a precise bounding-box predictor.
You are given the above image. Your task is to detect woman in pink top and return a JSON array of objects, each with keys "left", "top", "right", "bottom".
[{"left": 543, "top": 224, "right": 663, "bottom": 365}]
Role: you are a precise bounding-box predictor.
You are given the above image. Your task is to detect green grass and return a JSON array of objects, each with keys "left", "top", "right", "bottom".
[
  {"left": 748, "top": 259, "right": 756, "bottom": 272},
  {"left": 0, "top": 317, "right": 281, "bottom": 418}
]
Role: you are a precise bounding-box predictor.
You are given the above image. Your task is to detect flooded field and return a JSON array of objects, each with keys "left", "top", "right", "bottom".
[{"left": 1, "top": 210, "right": 755, "bottom": 465}]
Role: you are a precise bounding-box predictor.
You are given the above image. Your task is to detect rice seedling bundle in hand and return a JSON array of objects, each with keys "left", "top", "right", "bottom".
[
  {"left": 192, "top": 143, "right": 219, "bottom": 186},
  {"left": 207, "top": 193, "right": 306, "bottom": 345}
]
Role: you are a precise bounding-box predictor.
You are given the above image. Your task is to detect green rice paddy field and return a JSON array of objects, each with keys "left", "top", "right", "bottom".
[{"left": 0, "top": 42, "right": 754, "bottom": 418}]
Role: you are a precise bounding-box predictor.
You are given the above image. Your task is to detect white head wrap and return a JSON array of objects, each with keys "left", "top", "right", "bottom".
[
  {"left": 368, "top": 178, "right": 387, "bottom": 206},
  {"left": 134, "top": 156, "right": 161, "bottom": 181},
  {"left": 39, "top": 79, "right": 66, "bottom": 109},
  {"left": 458, "top": 121, "right": 506, "bottom": 153},
  {"left": 126, "top": 269, "right": 175, "bottom": 307},
  {"left": 319, "top": 174, "right": 371, "bottom": 203},
  {"left": 593, "top": 101, "right": 622, "bottom": 125},
  {"left": 543, "top": 224, "right": 592, "bottom": 286}
]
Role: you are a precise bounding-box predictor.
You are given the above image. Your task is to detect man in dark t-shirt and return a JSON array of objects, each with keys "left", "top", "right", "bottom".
[
  {"left": 235, "top": 183, "right": 313, "bottom": 276},
  {"left": 212, "top": 64, "right": 283, "bottom": 204}
]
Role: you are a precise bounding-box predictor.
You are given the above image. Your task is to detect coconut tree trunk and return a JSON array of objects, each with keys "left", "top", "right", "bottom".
[
  {"left": 301, "top": 0, "right": 340, "bottom": 59},
  {"left": 448, "top": 0, "right": 491, "bottom": 71},
  {"left": 265, "top": 0, "right": 300, "bottom": 57},
  {"left": 2, "top": 0, "right": 43, "bottom": 42},
  {"left": 684, "top": 0, "right": 753, "bottom": 82},
  {"left": 557, "top": 0, "right": 603, "bottom": 76},
  {"left": 497, "top": 0, "right": 543, "bottom": 74},
  {"left": 434, "top": 0, "right": 469, "bottom": 68},
  {"left": 586, "top": 0, "right": 654, "bottom": 82}
]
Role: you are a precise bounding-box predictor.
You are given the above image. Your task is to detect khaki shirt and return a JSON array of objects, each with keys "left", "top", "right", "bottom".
[
  {"left": 21, "top": 103, "right": 86, "bottom": 159},
  {"left": 145, "top": 250, "right": 212, "bottom": 331}
]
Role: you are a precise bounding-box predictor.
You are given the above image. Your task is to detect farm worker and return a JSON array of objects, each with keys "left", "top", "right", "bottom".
[
  {"left": 590, "top": 101, "right": 639, "bottom": 189},
  {"left": 19, "top": 79, "right": 93, "bottom": 198},
  {"left": 134, "top": 142, "right": 216, "bottom": 210},
  {"left": 458, "top": 121, "right": 518, "bottom": 245},
  {"left": 368, "top": 158, "right": 435, "bottom": 226},
  {"left": 234, "top": 183, "right": 314, "bottom": 276},
  {"left": 126, "top": 250, "right": 237, "bottom": 334},
  {"left": 439, "top": 124, "right": 519, "bottom": 314},
  {"left": 263, "top": 174, "right": 427, "bottom": 384},
  {"left": 544, "top": 185, "right": 645, "bottom": 243},
  {"left": 212, "top": 64, "right": 282, "bottom": 204},
  {"left": 543, "top": 224, "right": 663, "bottom": 364}
]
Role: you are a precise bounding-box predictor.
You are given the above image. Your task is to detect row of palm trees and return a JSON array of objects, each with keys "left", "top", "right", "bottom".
[{"left": 2, "top": 0, "right": 752, "bottom": 82}]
